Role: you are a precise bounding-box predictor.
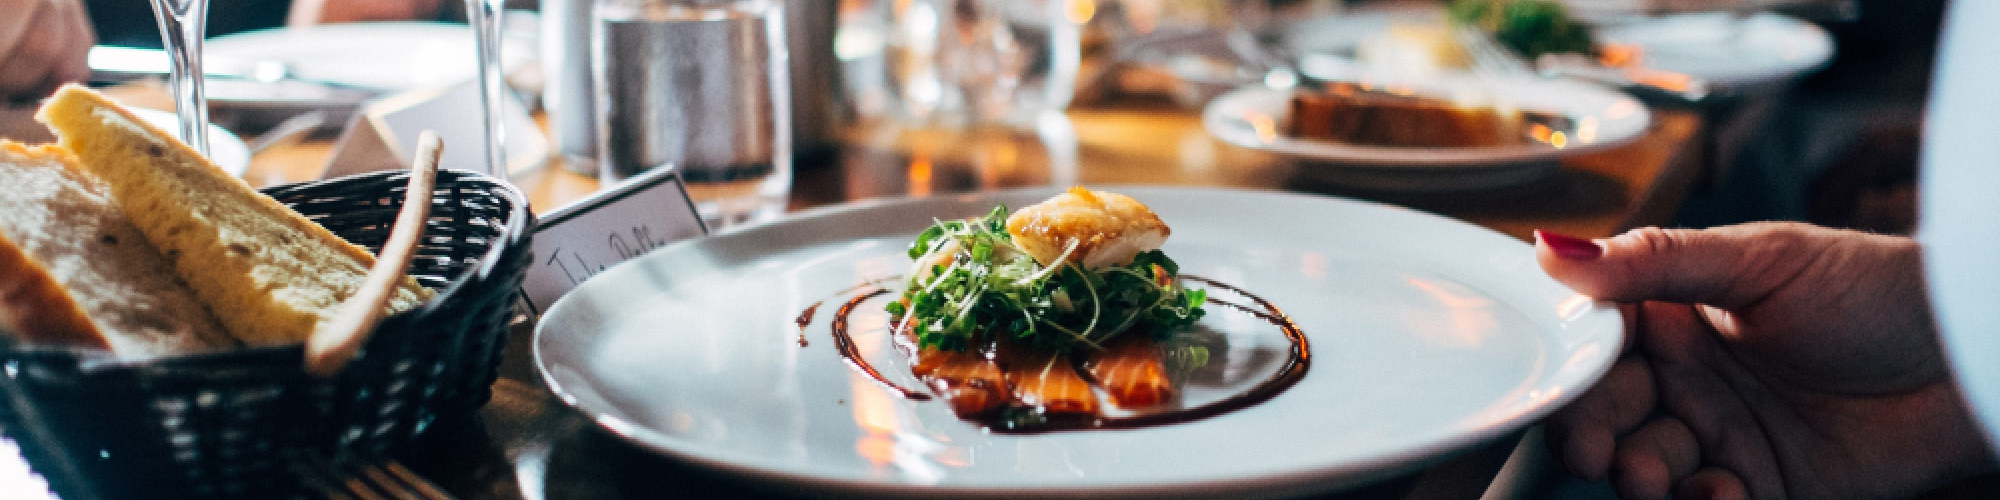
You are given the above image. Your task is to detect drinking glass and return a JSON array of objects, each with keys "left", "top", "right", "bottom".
[
  {"left": 467, "top": 0, "right": 510, "bottom": 179},
  {"left": 1080, "top": 0, "right": 1313, "bottom": 104},
  {"left": 592, "top": 0, "right": 792, "bottom": 229},
  {"left": 147, "top": 0, "right": 211, "bottom": 157},
  {"left": 542, "top": 0, "right": 600, "bottom": 175},
  {"left": 843, "top": 0, "right": 1081, "bottom": 127}
]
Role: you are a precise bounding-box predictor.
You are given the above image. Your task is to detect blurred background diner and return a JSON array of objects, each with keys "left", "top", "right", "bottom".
[{"left": 0, "top": 0, "right": 1984, "bottom": 499}]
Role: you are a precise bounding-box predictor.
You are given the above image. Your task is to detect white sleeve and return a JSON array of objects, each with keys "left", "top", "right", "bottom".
[{"left": 1921, "top": 0, "right": 2000, "bottom": 450}]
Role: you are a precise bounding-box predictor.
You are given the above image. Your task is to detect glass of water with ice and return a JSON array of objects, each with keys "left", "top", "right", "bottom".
[{"left": 592, "top": 0, "right": 792, "bottom": 229}]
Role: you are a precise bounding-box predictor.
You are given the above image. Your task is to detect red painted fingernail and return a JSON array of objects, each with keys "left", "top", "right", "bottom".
[{"left": 1536, "top": 230, "right": 1602, "bottom": 261}]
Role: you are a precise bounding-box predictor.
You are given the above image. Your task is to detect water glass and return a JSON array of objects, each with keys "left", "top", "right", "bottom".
[
  {"left": 468, "top": 0, "right": 511, "bottom": 179},
  {"left": 542, "top": 0, "right": 600, "bottom": 175},
  {"left": 593, "top": 0, "right": 792, "bottom": 228},
  {"left": 1078, "top": 0, "right": 1317, "bottom": 105},
  {"left": 148, "top": 0, "right": 212, "bottom": 157},
  {"left": 843, "top": 0, "right": 1083, "bottom": 127}
]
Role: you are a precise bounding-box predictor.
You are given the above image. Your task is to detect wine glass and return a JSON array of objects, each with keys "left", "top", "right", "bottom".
[
  {"left": 147, "top": 0, "right": 211, "bottom": 157},
  {"left": 466, "top": 0, "right": 509, "bottom": 179}
]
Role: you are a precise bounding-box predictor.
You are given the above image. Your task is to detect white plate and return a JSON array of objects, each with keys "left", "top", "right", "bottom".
[
  {"left": 1593, "top": 12, "right": 1834, "bottom": 89},
  {"left": 1203, "top": 76, "right": 1650, "bottom": 191},
  {"left": 1283, "top": 7, "right": 1834, "bottom": 93},
  {"left": 125, "top": 107, "right": 251, "bottom": 178},
  {"left": 1557, "top": 0, "right": 1831, "bottom": 23},
  {"left": 1283, "top": 7, "right": 1448, "bottom": 66},
  {"left": 205, "top": 22, "right": 534, "bottom": 91},
  {"left": 534, "top": 187, "right": 1623, "bottom": 499}
]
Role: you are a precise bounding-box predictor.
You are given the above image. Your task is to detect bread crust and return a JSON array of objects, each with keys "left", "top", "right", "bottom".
[
  {"left": 36, "top": 85, "right": 433, "bottom": 346},
  {"left": 34, "top": 86, "right": 383, "bottom": 267},
  {"left": 0, "top": 141, "right": 111, "bottom": 350},
  {"left": 0, "top": 140, "right": 236, "bottom": 357},
  {"left": 0, "top": 229, "right": 110, "bottom": 350}
]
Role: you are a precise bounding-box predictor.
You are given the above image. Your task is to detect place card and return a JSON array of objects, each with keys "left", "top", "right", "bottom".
[
  {"left": 516, "top": 166, "right": 709, "bottom": 316},
  {"left": 322, "top": 80, "right": 549, "bottom": 179}
]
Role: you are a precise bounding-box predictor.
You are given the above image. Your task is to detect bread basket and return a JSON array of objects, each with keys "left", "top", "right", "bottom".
[{"left": 0, "top": 168, "right": 533, "bottom": 499}]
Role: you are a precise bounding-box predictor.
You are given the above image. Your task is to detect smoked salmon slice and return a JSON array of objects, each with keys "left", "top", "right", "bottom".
[
  {"left": 1005, "top": 352, "right": 1099, "bottom": 415},
  {"left": 909, "top": 347, "right": 1010, "bottom": 416},
  {"left": 1086, "top": 335, "right": 1174, "bottom": 408}
]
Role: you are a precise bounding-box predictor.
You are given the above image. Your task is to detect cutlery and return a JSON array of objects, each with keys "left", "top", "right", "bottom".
[
  {"left": 1453, "top": 26, "right": 1712, "bottom": 104},
  {"left": 88, "top": 45, "right": 379, "bottom": 134},
  {"left": 245, "top": 110, "right": 328, "bottom": 155},
  {"left": 88, "top": 45, "right": 293, "bottom": 83},
  {"left": 87, "top": 45, "right": 379, "bottom": 102},
  {"left": 293, "top": 454, "right": 459, "bottom": 500},
  {"left": 1536, "top": 51, "right": 1713, "bottom": 103}
]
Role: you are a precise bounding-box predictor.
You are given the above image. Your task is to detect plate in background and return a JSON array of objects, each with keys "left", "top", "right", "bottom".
[
  {"left": 1203, "top": 75, "right": 1650, "bottom": 191},
  {"left": 1283, "top": 7, "right": 1834, "bottom": 94},
  {"left": 534, "top": 187, "right": 1623, "bottom": 499},
  {"left": 126, "top": 107, "right": 251, "bottom": 178},
  {"left": 205, "top": 22, "right": 534, "bottom": 91},
  {"left": 1592, "top": 11, "right": 1835, "bottom": 89}
]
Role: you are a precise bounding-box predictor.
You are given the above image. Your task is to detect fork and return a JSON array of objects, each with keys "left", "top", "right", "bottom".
[
  {"left": 1451, "top": 26, "right": 1536, "bottom": 78},
  {"left": 294, "top": 455, "right": 459, "bottom": 500},
  {"left": 1454, "top": 24, "right": 1714, "bottom": 103}
]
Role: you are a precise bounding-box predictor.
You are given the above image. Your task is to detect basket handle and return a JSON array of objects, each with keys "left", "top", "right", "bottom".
[{"left": 306, "top": 131, "right": 443, "bottom": 377}]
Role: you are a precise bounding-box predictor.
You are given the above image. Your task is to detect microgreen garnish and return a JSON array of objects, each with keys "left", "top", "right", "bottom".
[{"left": 890, "top": 205, "right": 1207, "bottom": 354}]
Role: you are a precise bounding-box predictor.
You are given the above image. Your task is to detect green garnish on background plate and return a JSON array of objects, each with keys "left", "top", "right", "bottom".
[{"left": 1449, "top": 0, "right": 1596, "bottom": 58}]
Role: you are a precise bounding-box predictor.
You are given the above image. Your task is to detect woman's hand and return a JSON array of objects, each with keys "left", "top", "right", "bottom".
[
  {"left": 1536, "top": 222, "right": 1997, "bottom": 500},
  {"left": 0, "top": 0, "right": 93, "bottom": 104}
]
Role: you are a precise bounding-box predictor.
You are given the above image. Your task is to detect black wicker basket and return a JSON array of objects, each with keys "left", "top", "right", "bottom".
[{"left": 0, "top": 169, "right": 534, "bottom": 499}]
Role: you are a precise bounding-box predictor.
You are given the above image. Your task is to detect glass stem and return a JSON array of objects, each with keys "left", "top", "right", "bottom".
[
  {"left": 149, "top": 0, "right": 211, "bottom": 157},
  {"left": 467, "top": 0, "right": 509, "bottom": 179}
]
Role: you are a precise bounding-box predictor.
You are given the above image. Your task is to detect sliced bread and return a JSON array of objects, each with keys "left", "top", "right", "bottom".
[
  {"left": 0, "top": 141, "right": 237, "bottom": 358},
  {"left": 35, "top": 86, "right": 434, "bottom": 346}
]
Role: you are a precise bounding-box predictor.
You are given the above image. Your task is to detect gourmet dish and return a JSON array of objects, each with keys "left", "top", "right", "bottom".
[
  {"left": 893, "top": 187, "right": 1207, "bottom": 419},
  {"left": 808, "top": 187, "right": 1309, "bottom": 433},
  {"left": 0, "top": 85, "right": 432, "bottom": 359},
  {"left": 1287, "top": 82, "right": 1573, "bottom": 149},
  {"left": 1288, "top": 84, "right": 1524, "bottom": 148}
]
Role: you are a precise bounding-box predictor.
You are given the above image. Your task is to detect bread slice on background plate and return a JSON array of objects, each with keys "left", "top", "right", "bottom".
[
  {"left": 0, "top": 141, "right": 237, "bottom": 358},
  {"left": 35, "top": 85, "right": 434, "bottom": 347}
]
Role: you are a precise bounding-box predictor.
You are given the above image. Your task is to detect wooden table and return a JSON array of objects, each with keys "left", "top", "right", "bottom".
[
  {"left": 596, "top": 111, "right": 1692, "bottom": 241},
  {"left": 236, "top": 102, "right": 1702, "bottom": 244},
  {"left": 0, "top": 92, "right": 1706, "bottom": 500}
]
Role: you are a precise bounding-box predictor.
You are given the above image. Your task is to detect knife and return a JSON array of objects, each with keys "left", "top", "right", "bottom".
[
  {"left": 88, "top": 45, "right": 294, "bottom": 83},
  {"left": 87, "top": 45, "right": 379, "bottom": 100},
  {"left": 87, "top": 45, "right": 379, "bottom": 132}
]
